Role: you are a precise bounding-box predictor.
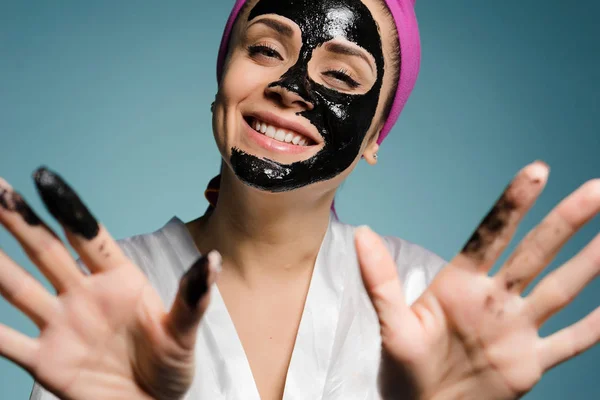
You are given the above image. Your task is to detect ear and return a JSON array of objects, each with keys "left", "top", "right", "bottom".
[{"left": 362, "top": 126, "right": 381, "bottom": 166}]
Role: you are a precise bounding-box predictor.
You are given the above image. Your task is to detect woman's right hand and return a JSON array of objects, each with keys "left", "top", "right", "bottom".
[{"left": 0, "top": 167, "right": 220, "bottom": 400}]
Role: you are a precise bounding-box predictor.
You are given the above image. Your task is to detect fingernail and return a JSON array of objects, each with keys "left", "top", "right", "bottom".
[
  {"left": 533, "top": 159, "right": 549, "bottom": 170},
  {"left": 0, "top": 178, "right": 13, "bottom": 191},
  {"left": 207, "top": 250, "right": 223, "bottom": 275},
  {"left": 33, "top": 166, "right": 99, "bottom": 240},
  {"left": 182, "top": 255, "right": 210, "bottom": 309},
  {"left": 0, "top": 187, "right": 43, "bottom": 226},
  {"left": 529, "top": 160, "right": 550, "bottom": 183}
]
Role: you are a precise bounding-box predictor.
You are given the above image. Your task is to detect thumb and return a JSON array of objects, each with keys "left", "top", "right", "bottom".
[
  {"left": 355, "top": 226, "right": 413, "bottom": 341},
  {"left": 164, "top": 250, "right": 221, "bottom": 350}
]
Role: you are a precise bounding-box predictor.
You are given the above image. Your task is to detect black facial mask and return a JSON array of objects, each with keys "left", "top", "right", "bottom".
[{"left": 230, "top": 0, "right": 384, "bottom": 192}]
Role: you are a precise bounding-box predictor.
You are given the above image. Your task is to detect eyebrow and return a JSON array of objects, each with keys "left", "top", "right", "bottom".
[
  {"left": 324, "top": 42, "right": 375, "bottom": 74},
  {"left": 252, "top": 18, "right": 294, "bottom": 38}
]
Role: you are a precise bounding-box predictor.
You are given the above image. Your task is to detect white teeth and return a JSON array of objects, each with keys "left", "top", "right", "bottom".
[
  {"left": 277, "top": 129, "right": 288, "bottom": 141},
  {"left": 250, "top": 118, "right": 311, "bottom": 146},
  {"left": 274, "top": 129, "right": 286, "bottom": 141}
]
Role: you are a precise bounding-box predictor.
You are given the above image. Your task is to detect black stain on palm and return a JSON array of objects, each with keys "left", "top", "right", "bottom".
[
  {"left": 461, "top": 191, "right": 517, "bottom": 261},
  {"left": 505, "top": 276, "right": 521, "bottom": 291},
  {"left": 0, "top": 188, "right": 43, "bottom": 226},
  {"left": 33, "top": 167, "right": 99, "bottom": 240},
  {"left": 182, "top": 255, "right": 210, "bottom": 309},
  {"left": 484, "top": 295, "right": 495, "bottom": 311}
]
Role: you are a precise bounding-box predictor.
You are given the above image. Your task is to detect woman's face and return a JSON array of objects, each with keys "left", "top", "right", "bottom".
[{"left": 213, "top": 0, "right": 396, "bottom": 193}]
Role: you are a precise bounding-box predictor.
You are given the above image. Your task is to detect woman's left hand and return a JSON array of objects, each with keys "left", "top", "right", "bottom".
[{"left": 355, "top": 161, "right": 599, "bottom": 400}]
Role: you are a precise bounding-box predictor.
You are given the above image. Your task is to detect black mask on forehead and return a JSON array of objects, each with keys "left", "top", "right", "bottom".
[{"left": 230, "top": 0, "right": 384, "bottom": 192}]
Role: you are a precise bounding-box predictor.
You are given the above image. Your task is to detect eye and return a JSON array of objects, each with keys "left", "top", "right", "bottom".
[
  {"left": 323, "top": 68, "right": 361, "bottom": 89},
  {"left": 247, "top": 43, "right": 284, "bottom": 61}
]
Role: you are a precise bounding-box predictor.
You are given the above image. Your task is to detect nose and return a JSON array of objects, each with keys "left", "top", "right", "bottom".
[{"left": 265, "top": 83, "right": 314, "bottom": 111}]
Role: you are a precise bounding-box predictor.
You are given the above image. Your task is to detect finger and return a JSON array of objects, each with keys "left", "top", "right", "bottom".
[
  {"left": 496, "top": 179, "right": 600, "bottom": 293},
  {"left": 452, "top": 161, "right": 549, "bottom": 272},
  {"left": 0, "top": 323, "right": 39, "bottom": 373},
  {"left": 538, "top": 305, "right": 600, "bottom": 372},
  {"left": 527, "top": 230, "right": 600, "bottom": 326},
  {"left": 0, "top": 248, "right": 58, "bottom": 328},
  {"left": 33, "top": 167, "right": 130, "bottom": 273},
  {"left": 0, "top": 179, "right": 83, "bottom": 292},
  {"left": 164, "top": 251, "right": 221, "bottom": 350},
  {"left": 355, "top": 226, "right": 415, "bottom": 342}
]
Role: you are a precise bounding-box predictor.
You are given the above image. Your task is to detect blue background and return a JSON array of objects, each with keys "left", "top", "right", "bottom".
[{"left": 1, "top": 0, "right": 598, "bottom": 398}]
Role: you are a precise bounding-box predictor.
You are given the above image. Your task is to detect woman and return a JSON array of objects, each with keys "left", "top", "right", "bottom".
[{"left": 0, "top": 0, "right": 597, "bottom": 399}]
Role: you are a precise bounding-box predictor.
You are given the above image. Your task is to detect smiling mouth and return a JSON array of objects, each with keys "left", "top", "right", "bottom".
[{"left": 245, "top": 117, "right": 317, "bottom": 147}]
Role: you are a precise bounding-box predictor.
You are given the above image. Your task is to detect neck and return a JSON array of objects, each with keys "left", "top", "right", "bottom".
[{"left": 187, "top": 166, "right": 335, "bottom": 283}]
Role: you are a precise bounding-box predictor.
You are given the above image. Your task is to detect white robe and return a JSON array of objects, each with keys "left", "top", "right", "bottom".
[{"left": 30, "top": 211, "right": 446, "bottom": 399}]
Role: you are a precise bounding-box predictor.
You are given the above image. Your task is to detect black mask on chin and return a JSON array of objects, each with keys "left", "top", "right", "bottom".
[{"left": 230, "top": 0, "right": 385, "bottom": 192}]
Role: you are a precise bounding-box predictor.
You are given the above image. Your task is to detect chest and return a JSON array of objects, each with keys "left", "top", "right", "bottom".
[
  {"left": 219, "top": 276, "right": 312, "bottom": 400},
  {"left": 190, "top": 266, "right": 386, "bottom": 400}
]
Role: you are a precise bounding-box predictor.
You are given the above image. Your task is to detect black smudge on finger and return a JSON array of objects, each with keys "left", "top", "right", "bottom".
[
  {"left": 504, "top": 275, "right": 522, "bottom": 291},
  {"left": 181, "top": 255, "right": 210, "bottom": 309},
  {"left": 461, "top": 191, "right": 517, "bottom": 261},
  {"left": 0, "top": 187, "right": 43, "bottom": 226},
  {"left": 32, "top": 166, "right": 99, "bottom": 240}
]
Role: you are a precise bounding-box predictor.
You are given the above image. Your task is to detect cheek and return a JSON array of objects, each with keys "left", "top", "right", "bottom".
[{"left": 219, "top": 52, "right": 280, "bottom": 104}]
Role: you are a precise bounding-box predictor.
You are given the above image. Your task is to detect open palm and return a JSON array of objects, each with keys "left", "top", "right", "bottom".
[
  {"left": 356, "top": 161, "right": 599, "bottom": 400},
  {"left": 0, "top": 168, "right": 220, "bottom": 400}
]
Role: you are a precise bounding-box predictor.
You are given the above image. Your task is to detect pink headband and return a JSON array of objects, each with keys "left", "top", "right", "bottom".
[{"left": 216, "top": 0, "right": 421, "bottom": 145}]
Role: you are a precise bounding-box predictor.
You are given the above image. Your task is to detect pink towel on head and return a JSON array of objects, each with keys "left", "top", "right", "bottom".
[{"left": 215, "top": 0, "right": 421, "bottom": 145}]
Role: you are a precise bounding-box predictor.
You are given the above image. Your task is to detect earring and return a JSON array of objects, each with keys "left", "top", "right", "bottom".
[
  {"left": 373, "top": 153, "right": 378, "bottom": 160},
  {"left": 210, "top": 102, "right": 215, "bottom": 113}
]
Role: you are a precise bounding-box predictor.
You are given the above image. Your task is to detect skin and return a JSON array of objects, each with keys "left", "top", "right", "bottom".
[{"left": 0, "top": 1, "right": 598, "bottom": 400}]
